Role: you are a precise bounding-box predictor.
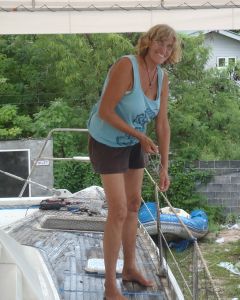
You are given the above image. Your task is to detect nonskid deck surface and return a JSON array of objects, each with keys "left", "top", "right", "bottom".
[{"left": 4, "top": 210, "right": 167, "bottom": 300}]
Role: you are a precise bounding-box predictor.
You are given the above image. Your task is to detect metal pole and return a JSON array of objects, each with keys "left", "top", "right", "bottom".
[
  {"left": 155, "top": 184, "right": 166, "bottom": 277},
  {"left": 0, "top": 169, "right": 60, "bottom": 195},
  {"left": 18, "top": 129, "right": 53, "bottom": 197},
  {"left": 18, "top": 128, "right": 88, "bottom": 197}
]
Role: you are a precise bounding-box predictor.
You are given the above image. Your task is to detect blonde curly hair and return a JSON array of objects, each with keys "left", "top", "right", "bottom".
[{"left": 136, "top": 24, "right": 182, "bottom": 65}]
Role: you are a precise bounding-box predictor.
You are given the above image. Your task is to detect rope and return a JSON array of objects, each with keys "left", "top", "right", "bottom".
[
  {"left": 143, "top": 161, "right": 221, "bottom": 300},
  {"left": 140, "top": 195, "right": 193, "bottom": 297}
]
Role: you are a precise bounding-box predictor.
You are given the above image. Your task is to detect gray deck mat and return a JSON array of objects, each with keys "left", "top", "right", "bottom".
[{"left": 4, "top": 210, "right": 167, "bottom": 300}]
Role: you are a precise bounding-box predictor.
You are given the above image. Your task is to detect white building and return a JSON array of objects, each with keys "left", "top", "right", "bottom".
[{"left": 191, "top": 30, "right": 240, "bottom": 69}]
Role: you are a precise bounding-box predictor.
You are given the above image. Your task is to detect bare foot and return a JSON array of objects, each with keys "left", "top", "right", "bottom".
[
  {"left": 122, "top": 268, "right": 154, "bottom": 287},
  {"left": 104, "top": 284, "right": 127, "bottom": 300}
]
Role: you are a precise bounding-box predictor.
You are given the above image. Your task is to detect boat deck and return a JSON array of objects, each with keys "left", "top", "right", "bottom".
[{"left": 3, "top": 210, "right": 168, "bottom": 300}]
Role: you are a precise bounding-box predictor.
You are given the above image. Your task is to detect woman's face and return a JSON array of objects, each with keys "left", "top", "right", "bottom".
[{"left": 148, "top": 36, "right": 174, "bottom": 64}]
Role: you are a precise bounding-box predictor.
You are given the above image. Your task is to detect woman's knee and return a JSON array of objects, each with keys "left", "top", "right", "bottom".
[
  {"left": 127, "top": 195, "right": 142, "bottom": 213},
  {"left": 108, "top": 205, "right": 128, "bottom": 223}
]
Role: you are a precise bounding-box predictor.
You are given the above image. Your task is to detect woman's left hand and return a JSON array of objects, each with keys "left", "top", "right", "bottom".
[{"left": 159, "top": 168, "right": 170, "bottom": 192}]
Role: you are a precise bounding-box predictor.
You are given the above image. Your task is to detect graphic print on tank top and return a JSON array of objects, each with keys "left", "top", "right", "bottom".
[{"left": 116, "top": 106, "right": 158, "bottom": 146}]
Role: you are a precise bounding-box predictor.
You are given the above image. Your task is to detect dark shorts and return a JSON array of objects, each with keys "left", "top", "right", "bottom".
[{"left": 88, "top": 136, "right": 146, "bottom": 174}]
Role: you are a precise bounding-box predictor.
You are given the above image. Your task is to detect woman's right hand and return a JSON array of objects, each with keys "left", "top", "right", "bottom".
[{"left": 138, "top": 133, "right": 159, "bottom": 154}]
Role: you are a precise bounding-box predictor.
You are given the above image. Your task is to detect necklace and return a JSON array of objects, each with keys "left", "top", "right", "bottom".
[{"left": 143, "top": 57, "right": 157, "bottom": 88}]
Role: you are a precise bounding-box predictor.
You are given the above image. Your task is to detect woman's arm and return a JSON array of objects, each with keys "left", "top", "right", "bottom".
[
  {"left": 99, "top": 57, "right": 158, "bottom": 154},
  {"left": 155, "top": 71, "right": 171, "bottom": 191}
]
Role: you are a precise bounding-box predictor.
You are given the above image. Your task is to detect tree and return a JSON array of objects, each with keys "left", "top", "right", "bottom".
[
  {"left": 0, "top": 52, "right": 21, "bottom": 105},
  {"left": 33, "top": 99, "right": 87, "bottom": 156},
  {"left": 0, "top": 35, "right": 65, "bottom": 115},
  {"left": 166, "top": 34, "right": 240, "bottom": 160},
  {"left": 0, "top": 105, "right": 33, "bottom": 139},
  {"left": 0, "top": 34, "right": 134, "bottom": 117},
  {"left": 52, "top": 33, "right": 134, "bottom": 114}
]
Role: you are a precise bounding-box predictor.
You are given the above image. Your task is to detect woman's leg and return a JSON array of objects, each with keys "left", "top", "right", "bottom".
[
  {"left": 122, "top": 168, "right": 153, "bottom": 286},
  {"left": 101, "top": 173, "right": 128, "bottom": 300}
]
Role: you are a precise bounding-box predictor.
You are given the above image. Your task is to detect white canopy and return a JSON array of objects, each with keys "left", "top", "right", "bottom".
[{"left": 0, "top": 0, "right": 240, "bottom": 34}]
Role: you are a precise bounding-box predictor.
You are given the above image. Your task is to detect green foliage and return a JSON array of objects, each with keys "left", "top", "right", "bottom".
[
  {"left": 143, "top": 159, "right": 209, "bottom": 207},
  {"left": 57, "top": 33, "right": 133, "bottom": 114},
  {"left": 168, "top": 238, "right": 240, "bottom": 299},
  {"left": 164, "top": 160, "right": 210, "bottom": 210},
  {"left": 229, "top": 59, "right": 240, "bottom": 81},
  {"left": 224, "top": 212, "right": 239, "bottom": 225},
  {"left": 33, "top": 99, "right": 77, "bottom": 135},
  {"left": 143, "top": 159, "right": 223, "bottom": 227},
  {"left": 167, "top": 160, "right": 225, "bottom": 225},
  {"left": 0, "top": 53, "right": 21, "bottom": 104},
  {"left": 168, "top": 35, "right": 240, "bottom": 160},
  {"left": 168, "top": 33, "right": 210, "bottom": 81},
  {"left": 142, "top": 171, "right": 155, "bottom": 201},
  {"left": 0, "top": 35, "right": 62, "bottom": 114},
  {"left": 0, "top": 104, "right": 32, "bottom": 139},
  {"left": 54, "top": 161, "right": 101, "bottom": 193},
  {"left": 33, "top": 99, "right": 89, "bottom": 156},
  {"left": 1, "top": 32, "right": 240, "bottom": 161},
  {"left": 0, "top": 34, "right": 133, "bottom": 117}
]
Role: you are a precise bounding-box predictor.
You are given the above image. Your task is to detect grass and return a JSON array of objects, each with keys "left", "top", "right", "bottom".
[
  {"left": 165, "top": 233, "right": 240, "bottom": 300},
  {"left": 199, "top": 237, "right": 240, "bottom": 299}
]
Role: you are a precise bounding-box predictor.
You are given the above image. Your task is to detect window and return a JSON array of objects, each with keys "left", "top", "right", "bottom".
[
  {"left": 228, "top": 57, "right": 236, "bottom": 65},
  {"left": 217, "top": 57, "right": 236, "bottom": 68},
  {"left": 0, "top": 149, "right": 30, "bottom": 197},
  {"left": 218, "top": 57, "right": 226, "bottom": 67}
]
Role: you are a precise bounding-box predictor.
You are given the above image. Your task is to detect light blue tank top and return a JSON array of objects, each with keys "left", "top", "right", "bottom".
[{"left": 87, "top": 55, "right": 164, "bottom": 147}]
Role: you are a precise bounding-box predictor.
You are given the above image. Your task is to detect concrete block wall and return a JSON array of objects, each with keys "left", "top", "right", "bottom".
[{"left": 192, "top": 160, "right": 240, "bottom": 215}]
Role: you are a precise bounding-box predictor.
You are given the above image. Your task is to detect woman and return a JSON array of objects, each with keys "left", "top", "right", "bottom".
[{"left": 88, "top": 24, "right": 181, "bottom": 300}]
